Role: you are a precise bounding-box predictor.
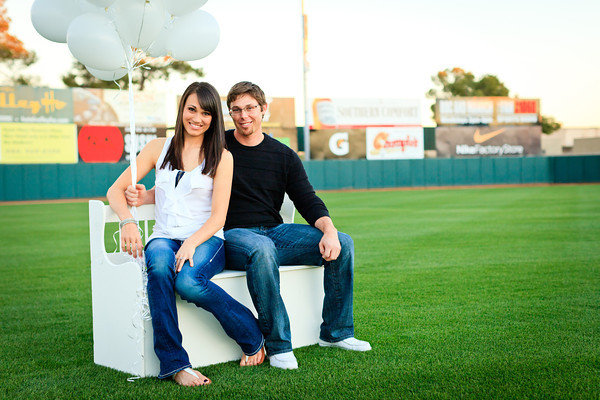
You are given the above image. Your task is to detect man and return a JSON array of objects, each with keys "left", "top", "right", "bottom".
[{"left": 126, "top": 81, "right": 370, "bottom": 369}]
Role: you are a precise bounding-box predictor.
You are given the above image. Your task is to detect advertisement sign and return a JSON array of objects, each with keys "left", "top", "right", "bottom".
[
  {"left": 329, "top": 132, "right": 349, "bottom": 156},
  {"left": 268, "top": 128, "right": 298, "bottom": 152},
  {"left": 122, "top": 126, "right": 167, "bottom": 161},
  {"left": 0, "top": 123, "right": 77, "bottom": 164},
  {"left": 0, "top": 86, "right": 73, "bottom": 124},
  {"left": 366, "top": 127, "right": 424, "bottom": 160},
  {"left": 436, "top": 97, "right": 540, "bottom": 125},
  {"left": 310, "top": 98, "right": 421, "bottom": 129},
  {"left": 310, "top": 129, "right": 366, "bottom": 160},
  {"left": 77, "top": 125, "right": 124, "bottom": 163},
  {"left": 73, "top": 87, "right": 167, "bottom": 127},
  {"left": 436, "top": 125, "right": 542, "bottom": 157},
  {"left": 77, "top": 125, "right": 167, "bottom": 163}
]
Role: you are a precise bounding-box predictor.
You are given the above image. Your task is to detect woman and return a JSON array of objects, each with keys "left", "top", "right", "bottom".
[{"left": 107, "top": 82, "right": 265, "bottom": 387}]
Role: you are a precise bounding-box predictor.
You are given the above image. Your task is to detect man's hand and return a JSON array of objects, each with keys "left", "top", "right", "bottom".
[
  {"left": 319, "top": 230, "right": 341, "bottom": 261},
  {"left": 314, "top": 216, "right": 341, "bottom": 261},
  {"left": 125, "top": 184, "right": 147, "bottom": 207}
]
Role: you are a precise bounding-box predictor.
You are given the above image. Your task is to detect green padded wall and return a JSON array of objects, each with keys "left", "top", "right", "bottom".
[{"left": 0, "top": 156, "right": 598, "bottom": 201}]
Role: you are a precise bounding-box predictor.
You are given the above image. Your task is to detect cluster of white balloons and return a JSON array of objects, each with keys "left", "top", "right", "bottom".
[{"left": 31, "top": 0, "right": 220, "bottom": 82}]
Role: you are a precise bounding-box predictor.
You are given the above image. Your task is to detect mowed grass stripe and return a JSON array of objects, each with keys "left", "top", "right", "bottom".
[{"left": 0, "top": 184, "right": 598, "bottom": 399}]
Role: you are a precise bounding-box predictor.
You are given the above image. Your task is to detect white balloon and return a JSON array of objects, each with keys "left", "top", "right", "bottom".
[
  {"left": 86, "top": 66, "right": 128, "bottom": 81},
  {"left": 85, "top": 0, "right": 116, "bottom": 6},
  {"left": 163, "top": 0, "right": 207, "bottom": 17},
  {"left": 166, "top": 10, "right": 219, "bottom": 61},
  {"left": 79, "top": 0, "right": 106, "bottom": 14},
  {"left": 67, "top": 13, "right": 127, "bottom": 71},
  {"left": 31, "top": 0, "right": 82, "bottom": 43},
  {"left": 111, "top": 0, "right": 165, "bottom": 50},
  {"left": 146, "top": 23, "right": 170, "bottom": 57}
]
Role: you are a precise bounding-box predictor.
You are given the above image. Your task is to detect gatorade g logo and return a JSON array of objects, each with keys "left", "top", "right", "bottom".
[{"left": 329, "top": 132, "right": 349, "bottom": 156}]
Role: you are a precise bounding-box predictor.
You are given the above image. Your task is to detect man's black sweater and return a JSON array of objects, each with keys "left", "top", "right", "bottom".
[{"left": 224, "top": 130, "right": 329, "bottom": 230}]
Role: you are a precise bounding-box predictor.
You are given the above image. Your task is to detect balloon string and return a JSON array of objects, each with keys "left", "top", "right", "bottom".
[
  {"left": 127, "top": 52, "right": 138, "bottom": 220},
  {"left": 133, "top": 48, "right": 146, "bottom": 69},
  {"left": 135, "top": 59, "right": 154, "bottom": 70},
  {"left": 135, "top": 5, "right": 148, "bottom": 49},
  {"left": 125, "top": 53, "right": 149, "bottom": 378}
]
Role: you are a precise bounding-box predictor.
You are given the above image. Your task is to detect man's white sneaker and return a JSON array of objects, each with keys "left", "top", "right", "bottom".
[
  {"left": 318, "top": 337, "right": 372, "bottom": 351},
  {"left": 269, "top": 351, "right": 298, "bottom": 369}
]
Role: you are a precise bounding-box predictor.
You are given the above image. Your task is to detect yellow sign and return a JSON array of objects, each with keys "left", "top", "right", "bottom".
[
  {"left": 0, "top": 91, "right": 67, "bottom": 115},
  {"left": 0, "top": 123, "right": 77, "bottom": 164},
  {"left": 0, "top": 86, "right": 73, "bottom": 123}
]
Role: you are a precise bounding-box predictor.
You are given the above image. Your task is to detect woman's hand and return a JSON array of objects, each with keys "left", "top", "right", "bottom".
[
  {"left": 106, "top": 138, "right": 164, "bottom": 250},
  {"left": 121, "top": 222, "right": 143, "bottom": 258},
  {"left": 175, "top": 239, "right": 197, "bottom": 272},
  {"left": 125, "top": 184, "right": 148, "bottom": 207}
]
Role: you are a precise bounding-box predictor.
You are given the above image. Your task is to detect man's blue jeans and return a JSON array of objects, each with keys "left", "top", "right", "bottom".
[
  {"left": 224, "top": 223, "right": 355, "bottom": 356},
  {"left": 145, "top": 236, "right": 264, "bottom": 379}
]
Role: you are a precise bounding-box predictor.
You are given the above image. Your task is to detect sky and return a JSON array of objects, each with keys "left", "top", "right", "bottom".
[{"left": 6, "top": 0, "right": 600, "bottom": 127}]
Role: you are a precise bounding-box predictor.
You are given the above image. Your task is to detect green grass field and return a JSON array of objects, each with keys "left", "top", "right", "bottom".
[{"left": 1, "top": 184, "right": 599, "bottom": 399}]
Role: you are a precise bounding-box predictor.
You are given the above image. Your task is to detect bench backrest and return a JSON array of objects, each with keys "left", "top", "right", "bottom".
[{"left": 89, "top": 195, "right": 295, "bottom": 259}]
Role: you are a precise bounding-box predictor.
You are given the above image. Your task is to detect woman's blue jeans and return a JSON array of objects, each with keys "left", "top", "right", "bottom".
[
  {"left": 145, "top": 236, "right": 264, "bottom": 379},
  {"left": 224, "top": 223, "right": 355, "bottom": 357}
]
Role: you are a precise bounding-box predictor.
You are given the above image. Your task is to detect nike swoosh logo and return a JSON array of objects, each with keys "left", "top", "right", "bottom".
[{"left": 473, "top": 128, "right": 506, "bottom": 144}]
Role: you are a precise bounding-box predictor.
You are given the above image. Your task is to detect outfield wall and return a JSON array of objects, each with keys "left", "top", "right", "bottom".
[{"left": 0, "top": 155, "right": 598, "bottom": 201}]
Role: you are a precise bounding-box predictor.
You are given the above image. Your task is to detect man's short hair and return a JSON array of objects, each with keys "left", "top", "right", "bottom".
[{"left": 227, "top": 81, "right": 267, "bottom": 109}]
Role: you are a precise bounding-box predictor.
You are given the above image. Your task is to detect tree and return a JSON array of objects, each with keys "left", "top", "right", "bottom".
[
  {"left": 62, "top": 57, "right": 205, "bottom": 91},
  {"left": 540, "top": 115, "right": 561, "bottom": 134},
  {"left": 0, "top": 0, "right": 38, "bottom": 85},
  {"left": 427, "top": 67, "right": 509, "bottom": 98},
  {"left": 427, "top": 67, "right": 561, "bottom": 134}
]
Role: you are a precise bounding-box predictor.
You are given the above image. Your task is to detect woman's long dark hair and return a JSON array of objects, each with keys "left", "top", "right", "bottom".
[{"left": 160, "top": 82, "right": 225, "bottom": 178}]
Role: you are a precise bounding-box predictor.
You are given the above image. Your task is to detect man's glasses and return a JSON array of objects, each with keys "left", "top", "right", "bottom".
[{"left": 229, "top": 104, "right": 261, "bottom": 116}]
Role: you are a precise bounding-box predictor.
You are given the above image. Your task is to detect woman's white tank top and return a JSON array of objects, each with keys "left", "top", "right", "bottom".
[{"left": 148, "top": 137, "right": 224, "bottom": 241}]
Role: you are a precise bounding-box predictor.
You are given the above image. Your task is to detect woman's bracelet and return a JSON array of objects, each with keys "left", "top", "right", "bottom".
[{"left": 119, "top": 218, "right": 138, "bottom": 229}]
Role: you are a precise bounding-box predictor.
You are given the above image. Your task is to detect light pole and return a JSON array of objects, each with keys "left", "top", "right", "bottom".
[{"left": 302, "top": 0, "right": 310, "bottom": 160}]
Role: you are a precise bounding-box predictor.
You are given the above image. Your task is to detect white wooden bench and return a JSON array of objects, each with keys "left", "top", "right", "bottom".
[{"left": 88, "top": 198, "right": 324, "bottom": 377}]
